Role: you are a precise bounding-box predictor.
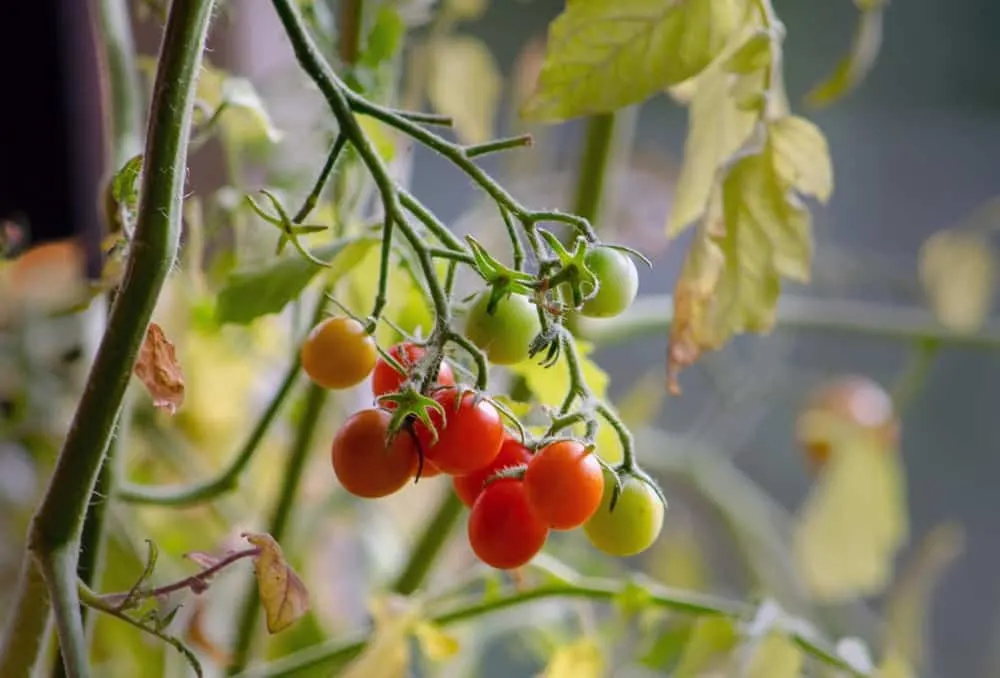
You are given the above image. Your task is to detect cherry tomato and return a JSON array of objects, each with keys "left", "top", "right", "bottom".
[
  {"left": 523, "top": 440, "right": 604, "bottom": 530},
  {"left": 580, "top": 246, "right": 639, "bottom": 319},
  {"left": 583, "top": 472, "right": 664, "bottom": 556},
  {"left": 453, "top": 437, "right": 532, "bottom": 507},
  {"left": 797, "top": 375, "right": 899, "bottom": 470},
  {"left": 331, "top": 409, "right": 419, "bottom": 498},
  {"left": 371, "top": 342, "right": 455, "bottom": 401},
  {"left": 468, "top": 479, "right": 548, "bottom": 569},
  {"left": 419, "top": 460, "right": 444, "bottom": 479},
  {"left": 464, "top": 291, "right": 541, "bottom": 365},
  {"left": 416, "top": 388, "right": 504, "bottom": 475},
  {"left": 301, "top": 316, "right": 377, "bottom": 390}
]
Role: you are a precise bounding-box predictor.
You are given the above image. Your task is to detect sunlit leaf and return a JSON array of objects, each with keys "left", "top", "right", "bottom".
[
  {"left": 427, "top": 36, "right": 502, "bottom": 144},
  {"left": 340, "top": 597, "right": 422, "bottom": 678},
  {"left": 357, "top": 114, "right": 397, "bottom": 162},
  {"left": 360, "top": 6, "right": 406, "bottom": 68},
  {"left": 792, "top": 429, "right": 908, "bottom": 603},
  {"left": 805, "top": 6, "right": 884, "bottom": 108},
  {"left": 220, "top": 77, "right": 284, "bottom": 144},
  {"left": 616, "top": 371, "right": 666, "bottom": 429},
  {"left": 673, "top": 616, "right": 738, "bottom": 678},
  {"left": 133, "top": 322, "right": 185, "bottom": 414},
  {"left": 768, "top": 116, "right": 834, "bottom": 203},
  {"left": 345, "top": 248, "right": 433, "bottom": 346},
  {"left": 414, "top": 621, "right": 460, "bottom": 661},
  {"left": 539, "top": 637, "right": 604, "bottom": 678},
  {"left": 875, "top": 647, "right": 915, "bottom": 678},
  {"left": 919, "top": 229, "right": 997, "bottom": 333},
  {"left": 522, "top": 0, "right": 744, "bottom": 122},
  {"left": 244, "top": 533, "right": 310, "bottom": 634},
  {"left": 744, "top": 631, "right": 803, "bottom": 678}
]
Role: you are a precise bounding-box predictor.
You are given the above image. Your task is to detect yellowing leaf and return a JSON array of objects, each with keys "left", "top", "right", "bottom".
[
  {"left": 134, "top": 322, "right": 185, "bottom": 414},
  {"left": 539, "top": 637, "right": 605, "bottom": 678},
  {"left": 673, "top": 616, "right": 738, "bottom": 678},
  {"left": 792, "top": 432, "right": 908, "bottom": 603},
  {"left": 522, "top": 0, "right": 744, "bottom": 122},
  {"left": 243, "top": 533, "right": 310, "bottom": 634},
  {"left": 769, "top": 116, "right": 834, "bottom": 203},
  {"left": 666, "top": 53, "right": 762, "bottom": 236},
  {"left": 427, "top": 36, "right": 502, "bottom": 144},
  {"left": 919, "top": 229, "right": 997, "bottom": 333},
  {"left": 744, "top": 632, "right": 803, "bottom": 678},
  {"left": 413, "top": 621, "right": 460, "bottom": 661},
  {"left": 340, "top": 597, "right": 422, "bottom": 678},
  {"left": 875, "top": 647, "right": 915, "bottom": 678}
]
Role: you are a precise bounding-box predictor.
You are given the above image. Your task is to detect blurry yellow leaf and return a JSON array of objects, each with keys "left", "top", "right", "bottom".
[
  {"left": 744, "top": 632, "right": 803, "bottom": 678},
  {"left": 792, "top": 432, "right": 908, "bottom": 603},
  {"left": 666, "top": 33, "right": 764, "bottom": 237},
  {"left": 539, "top": 637, "right": 605, "bottom": 678},
  {"left": 594, "top": 413, "right": 623, "bottom": 465},
  {"left": 445, "top": 0, "right": 488, "bottom": 21},
  {"left": 413, "top": 621, "right": 460, "bottom": 661},
  {"left": 357, "top": 114, "right": 397, "bottom": 162},
  {"left": 345, "top": 250, "right": 431, "bottom": 345},
  {"left": 649, "top": 520, "right": 707, "bottom": 591},
  {"left": 875, "top": 647, "right": 915, "bottom": 678},
  {"left": 673, "top": 616, "right": 738, "bottom": 678},
  {"left": 769, "top": 116, "right": 834, "bottom": 203},
  {"left": 523, "top": 0, "right": 743, "bottom": 122},
  {"left": 427, "top": 36, "right": 502, "bottom": 144},
  {"left": 219, "top": 77, "right": 283, "bottom": 144},
  {"left": 243, "top": 533, "right": 310, "bottom": 634},
  {"left": 134, "top": 322, "right": 185, "bottom": 415},
  {"left": 884, "top": 523, "right": 964, "bottom": 673},
  {"left": 919, "top": 229, "right": 997, "bottom": 333},
  {"left": 340, "top": 597, "right": 422, "bottom": 678},
  {"left": 616, "top": 371, "right": 666, "bottom": 428},
  {"left": 805, "top": 7, "right": 883, "bottom": 109}
]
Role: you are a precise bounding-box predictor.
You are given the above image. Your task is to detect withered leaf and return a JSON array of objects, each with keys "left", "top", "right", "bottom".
[
  {"left": 134, "top": 322, "right": 185, "bottom": 414},
  {"left": 243, "top": 532, "right": 309, "bottom": 634}
]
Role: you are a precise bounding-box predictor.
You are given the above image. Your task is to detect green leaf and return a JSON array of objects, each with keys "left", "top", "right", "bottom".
[
  {"left": 112, "top": 154, "right": 144, "bottom": 208},
  {"left": 360, "top": 6, "right": 406, "bottom": 68},
  {"left": 673, "top": 616, "right": 738, "bottom": 678},
  {"left": 768, "top": 116, "right": 834, "bottom": 203},
  {"left": 666, "top": 45, "right": 763, "bottom": 236},
  {"left": 427, "top": 36, "right": 502, "bottom": 144},
  {"left": 805, "top": 6, "right": 883, "bottom": 108},
  {"left": 215, "top": 237, "right": 374, "bottom": 325},
  {"left": 639, "top": 621, "right": 694, "bottom": 671},
  {"left": 522, "top": 0, "right": 745, "bottom": 122},
  {"left": 220, "top": 77, "right": 284, "bottom": 143}
]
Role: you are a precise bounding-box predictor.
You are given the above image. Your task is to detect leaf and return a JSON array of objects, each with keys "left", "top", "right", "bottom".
[
  {"left": 673, "top": 616, "right": 739, "bottom": 678},
  {"left": 805, "top": 7, "right": 884, "bottom": 108},
  {"left": 339, "top": 597, "right": 422, "bottom": 678},
  {"left": 883, "top": 523, "right": 964, "bottom": 673},
  {"left": 215, "top": 237, "right": 375, "bottom": 325},
  {"left": 134, "top": 322, "right": 185, "bottom": 414},
  {"left": 243, "top": 533, "right": 310, "bottom": 634},
  {"left": 220, "top": 77, "right": 284, "bottom": 144},
  {"left": 357, "top": 114, "right": 397, "bottom": 162},
  {"left": 111, "top": 154, "right": 144, "bottom": 213},
  {"left": 522, "top": 0, "right": 744, "bottom": 122},
  {"left": 616, "top": 371, "right": 666, "bottom": 428},
  {"left": 666, "top": 44, "right": 763, "bottom": 236},
  {"left": 538, "top": 637, "right": 605, "bottom": 678},
  {"left": 768, "top": 116, "right": 834, "bottom": 203},
  {"left": 427, "top": 36, "right": 502, "bottom": 144},
  {"left": 743, "top": 632, "right": 803, "bottom": 678},
  {"left": 919, "top": 229, "right": 997, "bottom": 333},
  {"left": 360, "top": 6, "right": 406, "bottom": 68},
  {"left": 414, "top": 621, "right": 460, "bottom": 661},
  {"left": 875, "top": 648, "right": 915, "bottom": 678},
  {"left": 792, "top": 430, "right": 908, "bottom": 603}
]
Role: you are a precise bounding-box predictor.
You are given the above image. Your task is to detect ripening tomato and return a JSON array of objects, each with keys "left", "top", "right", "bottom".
[
  {"left": 331, "top": 409, "right": 419, "bottom": 498},
  {"left": 523, "top": 440, "right": 604, "bottom": 530},
  {"left": 583, "top": 472, "right": 665, "bottom": 557},
  {"left": 580, "top": 246, "right": 639, "bottom": 319},
  {"left": 301, "top": 316, "right": 377, "bottom": 390},
  {"left": 415, "top": 388, "right": 504, "bottom": 475},
  {"left": 453, "top": 437, "right": 533, "bottom": 507},
  {"left": 468, "top": 479, "right": 548, "bottom": 569},
  {"left": 463, "top": 290, "right": 541, "bottom": 365},
  {"left": 371, "top": 342, "right": 455, "bottom": 401}
]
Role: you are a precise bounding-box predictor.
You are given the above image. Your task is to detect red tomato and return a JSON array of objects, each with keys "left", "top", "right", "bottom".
[
  {"left": 523, "top": 440, "right": 604, "bottom": 530},
  {"left": 372, "top": 342, "right": 455, "bottom": 402},
  {"left": 331, "top": 409, "right": 419, "bottom": 498},
  {"left": 467, "top": 479, "right": 548, "bottom": 569},
  {"left": 453, "top": 437, "right": 532, "bottom": 507},
  {"left": 415, "top": 389, "right": 504, "bottom": 476}
]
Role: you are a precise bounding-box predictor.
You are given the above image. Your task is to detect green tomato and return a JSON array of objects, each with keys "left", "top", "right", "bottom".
[
  {"left": 464, "top": 290, "right": 541, "bottom": 365},
  {"left": 580, "top": 246, "right": 639, "bottom": 318},
  {"left": 584, "top": 472, "right": 665, "bottom": 557}
]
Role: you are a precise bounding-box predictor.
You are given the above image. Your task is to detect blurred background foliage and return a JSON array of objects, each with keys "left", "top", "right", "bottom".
[{"left": 2, "top": 0, "right": 1000, "bottom": 676}]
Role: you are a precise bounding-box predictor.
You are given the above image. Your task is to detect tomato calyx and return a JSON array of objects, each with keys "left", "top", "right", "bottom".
[
  {"left": 245, "top": 189, "right": 330, "bottom": 267},
  {"left": 481, "top": 462, "right": 529, "bottom": 489},
  {"left": 466, "top": 235, "right": 536, "bottom": 299},
  {"left": 537, "top": 231, "right": 599, "bottom": 308},
  {"left": 607, "top": 466, "right": 666, "bottom": 513}
]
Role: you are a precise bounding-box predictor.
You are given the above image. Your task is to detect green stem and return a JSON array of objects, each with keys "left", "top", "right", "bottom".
[
  {"left": 571, "top": 113, "right": 617, "bottom": 227},
  {"left": 228, "top": 381, "right": 329, "bottom": 674},
  {"left": 0, "top": 2, "right": 215, "bottom": 676},
  {"left": 576, "top": 293, "right": 1000, "bottom": 350},
  {"left": 390, "top": 490, "right": 464, "bottom": 595}
]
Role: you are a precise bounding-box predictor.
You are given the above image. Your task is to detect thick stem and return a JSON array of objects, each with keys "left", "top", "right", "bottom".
[
  {"left": 228, "top": 381, "right": 329, "bottom": 674},
  {"left": 571, "top": 113, "right": 617, "bottom": 227},
  {"left": 390, "top": 490, "right": 464, "bottom": 595},
  {"left": 0, "top": 1, "right": 215, "bottom": 676}
]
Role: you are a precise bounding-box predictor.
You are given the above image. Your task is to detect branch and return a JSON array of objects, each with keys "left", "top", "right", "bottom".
[{"left": 0, "top": 1, "right": 217, "bottom": 676}]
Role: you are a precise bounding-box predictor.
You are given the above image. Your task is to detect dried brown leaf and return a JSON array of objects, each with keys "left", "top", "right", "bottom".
[
  {"left": 134, "top": 322, "right": 185, "bottom": 414},
  {"left": 243, "top": 532, "right": 310, "bottom": 634}
]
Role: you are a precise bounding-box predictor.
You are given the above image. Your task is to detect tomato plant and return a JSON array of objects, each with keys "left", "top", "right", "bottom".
[
  {"left": 371, "top": 341, "right": 455, "bottom": 401},
  {"left": 300, "top": 315, "right": 377, "bottom": 390},
  {"left": 468, "top": 478, "right": 549, "bottom": 570},
  {"left": 583, "top": 472, "right": 665, "bottom": 557},
  {"left": 453, "top": 436, "right": 533, "bottom": 508},
  {"left": 415, "top": 388, "right": 505, "bottom": 476},
  {"left": 464, "top": 290, "right": 541, "bottom": 366},
  {"left": 523, "top": 440, "right": 604, "bottom": 530},
  {"left": 330, "top": 409, "right": 420, "bottom": 498},
  {"left": 579, "top": 246, "right": 639, "bottom": 318}
]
